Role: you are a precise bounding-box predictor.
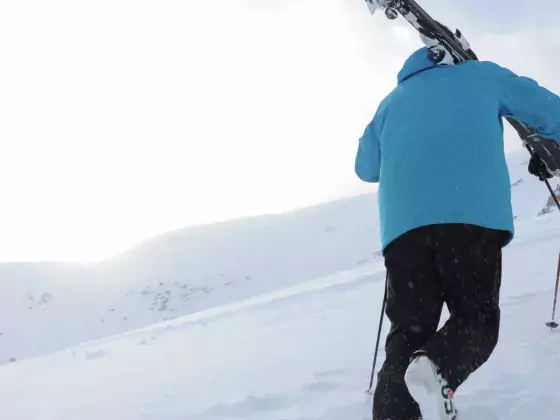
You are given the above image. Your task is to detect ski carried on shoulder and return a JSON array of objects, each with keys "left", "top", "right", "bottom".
[{"left": 365, "top": 0, "right": 560, "bottom": 178}]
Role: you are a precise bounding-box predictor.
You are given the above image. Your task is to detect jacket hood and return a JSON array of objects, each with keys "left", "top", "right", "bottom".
[{"left": 397, "top": 47, "right": 439, "bottom": 84}]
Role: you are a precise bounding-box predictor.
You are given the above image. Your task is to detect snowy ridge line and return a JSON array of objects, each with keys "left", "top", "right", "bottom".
[{"left": 65, "top": 261, "right": 387, "bottom": 352}]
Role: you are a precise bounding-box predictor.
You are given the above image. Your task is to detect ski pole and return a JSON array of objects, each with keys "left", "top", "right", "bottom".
[
  {"left": 368, "top": 273, "right": 388, "bottom": 394},
  {"left": 525, "top": 145, "right": 560, "bottom": 213},
  {"left": 546, "top": 252, "right": 560, "bottom": 329},
  {"left": 541, "top": 176, "right": 560, "bottom": 213}
]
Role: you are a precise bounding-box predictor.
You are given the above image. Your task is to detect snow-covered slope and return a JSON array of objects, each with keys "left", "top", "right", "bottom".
[
  {"left": 0, "top": 147, "right": 558, "bottom": 366},
  {"left": 0, "top": 192, "right": 381, "bottom": 363},
  {"left": 0, "top": 198, "right": 559, "bottom": 420}
]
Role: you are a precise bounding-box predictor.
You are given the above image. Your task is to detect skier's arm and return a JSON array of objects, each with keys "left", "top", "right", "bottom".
[
  {"left": 493, "top": 63, "right": 560, "bottom": 141},
  {"left": 355, "top": 118, "right": 381, "bottom": 183}
]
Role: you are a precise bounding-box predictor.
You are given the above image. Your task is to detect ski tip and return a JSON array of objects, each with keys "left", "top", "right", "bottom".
[{"left": 365, "top": 0, "right": 379, "bottom": 15}]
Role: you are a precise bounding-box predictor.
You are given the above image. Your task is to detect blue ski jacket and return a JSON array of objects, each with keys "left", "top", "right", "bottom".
[{"left": 356, "top": 47, "right": 560, "bottom": 251}]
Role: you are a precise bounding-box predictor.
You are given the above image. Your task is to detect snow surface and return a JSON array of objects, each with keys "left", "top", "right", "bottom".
[{"left": 1, "top": 148, "right": 560, "bottom": 419}]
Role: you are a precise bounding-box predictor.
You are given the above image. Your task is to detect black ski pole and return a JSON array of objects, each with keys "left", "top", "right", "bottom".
[
  {"left": 541, "top": 176, "right": 560, "bottom": 213},
  {"left": 546, "top": 252, "right": 560, "bottom": 329},
  {"left": 525, "top": 145, "right": 560, "bottom": 212},
  {"left": 367, "top": 273, "right": 388, "bottom": 394}
]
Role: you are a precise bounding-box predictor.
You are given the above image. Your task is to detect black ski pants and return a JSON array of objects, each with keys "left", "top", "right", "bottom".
[{"left": 373, "top": 224, "right": 508, "bottom": 420}]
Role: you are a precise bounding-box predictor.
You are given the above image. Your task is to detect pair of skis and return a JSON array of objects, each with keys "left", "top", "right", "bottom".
[{"left": 364, "top": 0, "right": 560, "bottom": 181}]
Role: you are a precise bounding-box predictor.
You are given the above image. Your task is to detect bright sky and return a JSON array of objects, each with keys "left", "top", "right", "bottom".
[{"left": 1, "top": 0, "right": 560, "bottom": 263}]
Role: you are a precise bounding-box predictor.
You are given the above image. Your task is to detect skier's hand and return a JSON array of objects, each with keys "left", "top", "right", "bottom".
[{"left": 528, "top": 155, "right": 553, "bottom": 181}]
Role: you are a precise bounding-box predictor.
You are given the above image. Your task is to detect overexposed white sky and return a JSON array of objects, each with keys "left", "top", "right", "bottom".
[{"left": 1, "top": 0, "right": 559, "bottom": 263}]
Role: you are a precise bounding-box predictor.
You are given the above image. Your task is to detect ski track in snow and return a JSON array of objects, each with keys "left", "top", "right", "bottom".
[{"left": 1, "top": 215, "right": 560, "bottom": 420}]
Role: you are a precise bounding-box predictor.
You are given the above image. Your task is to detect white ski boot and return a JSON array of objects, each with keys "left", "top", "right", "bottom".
[{"left": 404, "top": 355, "right": 458, "bottom": 420}]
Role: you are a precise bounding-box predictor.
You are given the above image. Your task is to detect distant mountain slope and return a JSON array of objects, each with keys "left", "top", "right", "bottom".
[{"left": 0, "top": 192, "right": 381, "bottom": 362}]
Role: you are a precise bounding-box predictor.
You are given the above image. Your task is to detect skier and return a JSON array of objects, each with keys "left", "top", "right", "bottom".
[{"left": 355, "top": 31, "right": 560, "bottom": 419}]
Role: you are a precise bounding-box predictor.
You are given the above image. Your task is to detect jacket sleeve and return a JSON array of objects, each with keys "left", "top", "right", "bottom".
[
  {"left": 492, "top": 63, "right": 560, "bottom": 141},
  {"left": 355, "top": 104, "right": 386, "bottom": 183}
]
